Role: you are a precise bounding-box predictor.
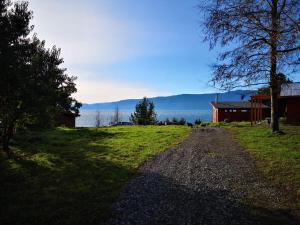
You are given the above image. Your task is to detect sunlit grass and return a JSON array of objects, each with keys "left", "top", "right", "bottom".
[
  {"left": 219, "top": 122, "right": 300, "bottom": 210},
  {"left": 0, "top": 126, "right": 191, "bottom": 225}
]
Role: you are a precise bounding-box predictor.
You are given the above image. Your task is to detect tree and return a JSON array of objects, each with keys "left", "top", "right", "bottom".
[
  {"left": 194, "top": 118, "right": 202, "bottom": 125},
  {"left": 130, "top": 97, "right": 157, "bottom": 125},
  {"left": 257, "top": 73, "right": 293, "bottom": 95},
  {"left": 0, "top": 0, "right": 81, "bottom": 157},
  {"left": 28, "top": 37, "right": 81, "bottom": 127},
  {"left": 95, "top": 111, "right": 101, "bottom": 128},
  {"left": 111, "top": 106, "right": 122, "bottom": 125},
  {"left": 178, "top": 118, "right": 187, "bottom": 125},
  {"left": 165, "top": 118, "right": 171, "bottom": 125},
  {"left": 201, "top": 0, "right": 300, "bottom": 132},
  {"left": 172, "top": 117, "right": 178, "bottom": 124}
]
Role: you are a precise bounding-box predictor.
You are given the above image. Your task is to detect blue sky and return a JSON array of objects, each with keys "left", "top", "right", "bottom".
[{"left": 28, "top": 0, "right": 222, "bottom": 103}]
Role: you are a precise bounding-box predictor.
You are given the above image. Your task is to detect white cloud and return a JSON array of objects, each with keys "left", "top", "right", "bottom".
[
  {"left": 74, "top": 78, "right": 171, "bottom": 103},
  {"left": 66, "top": 68, "right": 170, "bottom": 103},
  {"left": 28, "top": 0, "right": 146, "bottom": 65},
  {"left": 25, "top": 0, "right": 172, "bottom": 103}
]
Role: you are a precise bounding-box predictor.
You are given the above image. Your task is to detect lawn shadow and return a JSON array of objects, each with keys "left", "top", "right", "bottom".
[{"left": 0, "top": 128, "right": 132, "bottom": 225}]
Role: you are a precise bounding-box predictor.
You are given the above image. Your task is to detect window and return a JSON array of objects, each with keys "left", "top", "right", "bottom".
[{"left": 232, "top": 109, "right": 237, "bottom": 112}]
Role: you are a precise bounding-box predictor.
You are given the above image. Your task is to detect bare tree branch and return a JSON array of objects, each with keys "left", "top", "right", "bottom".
[{"left": 277, "top": 46, "right": 300, "bottom": 53}]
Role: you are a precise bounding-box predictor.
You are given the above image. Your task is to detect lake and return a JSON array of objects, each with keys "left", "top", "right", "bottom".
[{"left": 76, "top": 109, "right": 212, "bottom": 127}]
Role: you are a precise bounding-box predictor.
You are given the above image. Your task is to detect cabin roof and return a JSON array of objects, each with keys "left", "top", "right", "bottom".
[
  {"left": 280, "top": 82, "right": 300, "bottom": 96},
  {"left": 210, "top": 101, "right": 269, "bottom": 109}
]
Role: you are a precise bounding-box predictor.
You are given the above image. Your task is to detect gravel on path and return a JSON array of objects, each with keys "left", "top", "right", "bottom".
[{"left": 108, "top": 128, "right": 298, "bottom": 225}]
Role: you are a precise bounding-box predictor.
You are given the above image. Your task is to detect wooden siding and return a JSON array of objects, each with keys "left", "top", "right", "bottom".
[
  {"left": 285, "top": 97, "right": 300, "bottom": 124},
  {"left": 212, "top": 107, "right": 270, "bottom": 123}
]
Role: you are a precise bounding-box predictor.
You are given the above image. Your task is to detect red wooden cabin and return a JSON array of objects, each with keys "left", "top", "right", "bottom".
[
  {"left": 279, "top": 83, "right": 300, "bottom": 124},
  {"left": 211, "top": 101, "right": 270, "bottom": 123},
  {"left": 211, "top": 83, "right": 300, "bottom": 124}
]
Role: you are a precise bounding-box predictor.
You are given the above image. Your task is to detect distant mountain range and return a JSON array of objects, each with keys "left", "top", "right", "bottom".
[{"left": 81, "top": 90, "right": 256, "bottom": 111}]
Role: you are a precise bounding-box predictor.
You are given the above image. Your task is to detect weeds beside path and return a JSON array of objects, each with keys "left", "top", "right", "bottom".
[{"left": 109, "top": 128, "right": 298, "bottom": 225}]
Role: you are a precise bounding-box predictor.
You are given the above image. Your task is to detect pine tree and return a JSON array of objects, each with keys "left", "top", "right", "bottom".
[{"left": 130, "top": 97, "right": 157, "bottom": 125}]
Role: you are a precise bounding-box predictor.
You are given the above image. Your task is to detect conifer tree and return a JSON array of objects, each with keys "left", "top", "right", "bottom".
[{"left": 130, "top": 97, "right": 157, "bottom": 125}]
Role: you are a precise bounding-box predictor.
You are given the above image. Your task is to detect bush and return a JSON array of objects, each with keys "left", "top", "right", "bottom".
[
  {"left": 178, "top": 118, "right": 187, "bottom": 125},
  {"left": 161, "top": 117, "right": 187, "bottom": 126},
  {"left": 194, "top": 118, "right": 202, "bottom": 125}
]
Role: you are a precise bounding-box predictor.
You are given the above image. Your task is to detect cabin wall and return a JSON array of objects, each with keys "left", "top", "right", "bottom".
[
  {"left": 58, "top": 115, "right": 76, "bottom": 128},
  {"left": 286, "top": 98, "right": 300, "bottom": 124},
  {"left": 215, "top": 108, "right": 270, "bottom": 122},
  {"left": 212, "top": 107, "right": 218, "bottom": 123},
  {"left": 217, "top": 109, "right": 250, "bottom": 122}
]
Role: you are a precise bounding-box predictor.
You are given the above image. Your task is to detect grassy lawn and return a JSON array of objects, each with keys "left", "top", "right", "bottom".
[
  {"left": 219, "top": 122, "right": 300, "bottom": 211},
  {"left": 0, "top": 126, "right": 191, "bottom": 225}
]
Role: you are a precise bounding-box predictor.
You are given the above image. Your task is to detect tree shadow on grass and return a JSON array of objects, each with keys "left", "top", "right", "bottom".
[
  {"left": 0, "top": 128, "right": 132, "bottom": 225},
  {"left": 109, "top": 172, "right": 299, "bottom": 225},
  {"left": 1, "top": 128, "right": 298, "bottom": 225}
]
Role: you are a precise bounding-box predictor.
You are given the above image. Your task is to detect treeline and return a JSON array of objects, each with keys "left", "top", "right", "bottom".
[{"left": 157, "top": 117, "right": 202, "bottom": 126}]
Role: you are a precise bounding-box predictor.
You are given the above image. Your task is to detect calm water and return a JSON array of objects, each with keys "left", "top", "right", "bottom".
[{"left": 76, "top": 110, "right": 212, "bottom": 127}]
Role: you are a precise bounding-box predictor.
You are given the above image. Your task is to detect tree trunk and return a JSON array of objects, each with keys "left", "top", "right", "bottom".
[
  {"left": 270, "top": 81, "right": 279, "bottom": 132},
  {"left": 2, "top": 131, "right": 11, "bottom": 158},
  {"left": 1, "top": 125, "right": 14, "bottom": 158},
  {"left": 2, "top": 137, "right": 11, "bottom": 158},
  {"left": 270, "top": 0, "right": 280, "bottom": 133}
]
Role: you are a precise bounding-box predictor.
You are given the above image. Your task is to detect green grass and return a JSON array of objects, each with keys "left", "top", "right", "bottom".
[
  {"left": 218, "top": 122, "right": 300, "bottom": 210},
  {"left": 0, "top": 126, "right": 191, "bottom": 225}
]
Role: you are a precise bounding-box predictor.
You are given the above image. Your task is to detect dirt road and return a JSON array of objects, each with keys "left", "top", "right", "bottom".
[{"left": 108, "top": 128, "right": 297, "bottom": 225}]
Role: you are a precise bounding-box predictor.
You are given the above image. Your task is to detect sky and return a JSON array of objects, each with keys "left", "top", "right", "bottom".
[{"left": 28, "top": 0, "right": 220, "bottom": 103}]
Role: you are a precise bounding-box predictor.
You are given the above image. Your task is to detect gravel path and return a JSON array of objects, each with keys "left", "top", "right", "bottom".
[{"left": 108, "top": 128, "right": 298, "bottom": 225}]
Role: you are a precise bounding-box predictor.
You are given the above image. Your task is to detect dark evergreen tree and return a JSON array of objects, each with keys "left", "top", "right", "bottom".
[
  {"left": 172, "top": 117, "right": 178, "bottom": 124},
  {"left": 0, "top": 0, "right": 81, "bottom": 156},
  {"left": 130, "top": 97, "right": 157, "bottom": 125},
  {"left": 165, "top": 118, "right": 170, "bottom": 125},
  {"left": 194, "top": 118, "right": 202, "bottom": 125},
  {"left": 178, "top": 118, "right": 187, "bottom": 125}
]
